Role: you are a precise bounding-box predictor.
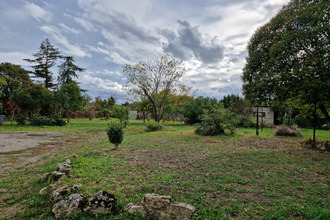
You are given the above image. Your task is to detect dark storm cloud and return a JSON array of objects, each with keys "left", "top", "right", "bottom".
[{"left": 160, "top": 20, "right": 224, "bottom": 64}]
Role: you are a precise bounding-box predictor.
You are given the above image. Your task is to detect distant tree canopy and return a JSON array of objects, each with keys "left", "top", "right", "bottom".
[
  {"left": 242, "top": 0, "right": 329, "bottom": 123},
  {"left": 123, "top": 54, "right": 190, "bottom": 122}
]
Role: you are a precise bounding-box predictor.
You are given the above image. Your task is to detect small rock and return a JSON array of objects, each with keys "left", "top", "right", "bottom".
[
  {"left": 51, "top": 184, "right": 82, "bottom": 202},
  {"left": 124, "top": 202, "right": 144, "bottom": 214},
  {"left": 54, "top": 163, "right": 72, "bottom": 175},
  {"left": 52, "top": 194, "right": 88, "bottom": 218},
  {"left": 84, "top": 191, "right": 117, "bottom": 215},
  {"left": 39, "top": 184, "right": 58, "bottom": 196},
  {"left": 42, "top": 171, "right": 65, "bottom": 182}
]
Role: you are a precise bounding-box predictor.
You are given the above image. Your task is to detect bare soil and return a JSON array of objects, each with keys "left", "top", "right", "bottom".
[{"left": 0, "top": 131, "right": 78, "bottom": 174}]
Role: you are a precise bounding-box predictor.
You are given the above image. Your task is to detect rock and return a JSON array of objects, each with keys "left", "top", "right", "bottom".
[
  {"left": 167, "top": 202, "right": 196, "bottom": 220},
  {"left": 52, "top": 194, "right": 88, "bottom": 218},
  {"left": 142, "top": 194, "right": 172, "bottom": 220},
  {"left": 141, "top": 194, "right": 195, "bottom": 220},
  {"left": 124, "top": 202, "right": 144, "bottom": 214},
  {"left": 51, "top": 184, "right": 82, "bottom": 202},
  {"left": 42, "top": 171, "right": 66, "bottom": 182},
  {"left": 84, "top": 191, "right": 117, "bottom": 215},
  {"left": 39, "top": 184, "right": 58, "bottom": 196},
  {"left": 54, "top": 163, "right": 72, "bottom": 175}
]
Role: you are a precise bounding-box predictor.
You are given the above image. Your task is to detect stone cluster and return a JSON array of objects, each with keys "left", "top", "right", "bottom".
[{"left": 39, "top": 156, "right": 195, "bottom": 219}]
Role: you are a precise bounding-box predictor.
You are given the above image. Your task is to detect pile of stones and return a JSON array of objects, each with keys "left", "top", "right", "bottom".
[{"left": 39, "top": 156, "right": 195, "bottom": 219}]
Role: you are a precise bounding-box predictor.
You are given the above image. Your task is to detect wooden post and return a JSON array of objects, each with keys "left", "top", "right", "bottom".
[{"left": 256, "top": 106, "right": 259, "bottom": 136}]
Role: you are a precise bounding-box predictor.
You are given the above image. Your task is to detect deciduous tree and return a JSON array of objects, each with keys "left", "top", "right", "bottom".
[{"left": 123, "top": 54, "right": 189, "bottom": 122}]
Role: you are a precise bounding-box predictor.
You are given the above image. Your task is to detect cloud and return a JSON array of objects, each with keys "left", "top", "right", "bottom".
[
  {"left": 0, "top": 52, "right": 32, "bottom": 66},
  {"left": 160, "top": 20, "right": 224, "bottom": 64},
  {"left": 41, "top": 25, "right": 91, "bottom": 58},
  {"left": 24, "top": 2, "right": 51, "bottom": 22},
  {"left": 59, "top": 23, "right": 81, "bottom": 35}
]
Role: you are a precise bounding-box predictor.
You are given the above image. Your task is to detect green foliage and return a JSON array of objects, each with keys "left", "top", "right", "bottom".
[
  {"left": 15, "top": 114, "right": 26, "bottom": 125},
  {"left": 242, "top": 0, "right": 329, "bottom": 123},
  {"left": 11, "top": 84, "right": 53, "bottom": 116},
  {"left": 112, "top": 105, "right": 129, "bottom": 128},
  {"left": 56, "top": 82, "right": 83, "bottom": 123},
  {"left": 145, "top": 122, "right": 163, "bottom": 132},
  {"left": 29, "top": 115, "right": 54, "bottom": 126},
  {"left": 195, "top": 106, "right": 236, "bottom": 136},
  {"left": 58, "top": 56, "right": 85, "bottom": 86},
  {"left": 29, "top": 115, "right": 66, "bottom": 126},
  {"left": 181, "top": 96, "right": 221, "bottom": 124},
  {"left": 106, "top": 121, "right": 124, "bottom": 149}
]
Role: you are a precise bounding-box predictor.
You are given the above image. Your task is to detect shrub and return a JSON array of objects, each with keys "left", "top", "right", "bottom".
[
  {"left": 275, "top": 125, "right": 302, "bottom": 136},
  {"left": 88, "top": 112, "right": 95, "bottom": 120},
  {"left": 234, "top": 114, "right": 256, "bottom": 128},
  {"left": 106, "top": 121, "right": 123, "bottom": 150},
  {"left": 15, "top": 114, "right": 26, "bottom": 125},
  {"left": 29, "top": 115, "right": 54, "bottom": 126},
  {"left": 112, "top": 105, "right": 129, "bottom": 128},
  {"left": 195, "top": 107, "right": 236, "bottom": 136},
  {"left": 146, "top": 122, "right": 163, "bottom": 132},
  {"left": 53, "top": 118, "right": 67, "bottom": 126}
]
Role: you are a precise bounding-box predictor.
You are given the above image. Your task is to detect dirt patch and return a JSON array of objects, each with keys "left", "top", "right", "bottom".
[{"left": 0, "top": 131, "right": 76, "bottom": 174}]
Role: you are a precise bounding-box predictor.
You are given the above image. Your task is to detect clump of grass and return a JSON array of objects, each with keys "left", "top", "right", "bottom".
[
  {"left": 275, "top": 125, "right": 302, "bottom": 136},
  {"left": 145, "top": 122, "right": 163, "bottom": 132}
]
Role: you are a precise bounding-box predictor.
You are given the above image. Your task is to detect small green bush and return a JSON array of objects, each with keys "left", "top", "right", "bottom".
[
  {"left": 29, "top": 115, "right": 54, "bottom": 126},
  {"left": 195, "top": 107, "right": 236, "bottom": 136},
  {"left": 53, "top": 118, "right": 67, "bottom": 126},
  {"left": 106, "top": 121, "right": 123, "bottom": 150},
  {"left": 146, "top": 122, "right": 163, "bottom": 132},
  {"left": 275, "top": 125, "right": 302, "bottom": 136},
  {"left": 15, "top": 114, "right": 26, "bottom": 125}
]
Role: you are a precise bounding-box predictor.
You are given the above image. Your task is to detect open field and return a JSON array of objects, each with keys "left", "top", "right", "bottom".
[{"left": 0, "top": 119, "right": 329, "bottom": 219}]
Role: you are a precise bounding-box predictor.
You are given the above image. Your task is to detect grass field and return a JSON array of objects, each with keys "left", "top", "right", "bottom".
[{"left": 0, "top": 119, "right": 329, "bottom": 219}]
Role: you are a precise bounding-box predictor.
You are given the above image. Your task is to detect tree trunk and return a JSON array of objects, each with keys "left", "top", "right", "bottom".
[
  {"left": 114, "top": 143, "right": 118, "bottom": 150},
  {"left": 319, "top": 103, "right": 330, "bottom": 124},
  {"left": 313, "top": 103, "right": 317, "bottom": 146},
  {"left": 256, "top": 106, "right": 259, "bottom": 136}
]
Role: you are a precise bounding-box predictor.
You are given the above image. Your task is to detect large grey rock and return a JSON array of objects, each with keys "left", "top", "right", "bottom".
[
  {"left": 54, "top": 163, "right": 72, "bottom": 175},
  {"left": 84, "top": 191, "right": 117, "bottom": 215},
  {"left": 141, "top": 194, "right": 195, "bottom": 220},
  {"left": 142, "top": 194, "right": 172, "bottom": 220},
  {"left": 42, "top": 171, "right": 65, "bottom": 182},
  {"left": 51, "top": 184, "right": 82, "bottom": 202},
  {"left": 39, "top": 184, "right": 58, "bottom": 196},
  {"left": 167, "top": 202, "right": 196, "bottom": 220},
  {"left": 52, "top": 194, "right": 87, "bottom": 218},
  {"left": 124, "top": 202, "right": 144, "bottom": 214}
]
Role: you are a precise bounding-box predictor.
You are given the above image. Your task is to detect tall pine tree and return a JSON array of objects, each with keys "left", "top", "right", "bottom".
[{"left": 24, "top": 38, "right": 61, "bottom": 89}]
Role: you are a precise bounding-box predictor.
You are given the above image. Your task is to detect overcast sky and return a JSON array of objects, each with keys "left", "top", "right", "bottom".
[{"left": 0, "top": 0, "right": 290, "bottom": 103}]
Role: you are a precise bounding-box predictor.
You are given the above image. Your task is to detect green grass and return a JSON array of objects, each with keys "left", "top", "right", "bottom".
[{"left": 0, "top": 119, "right": 329, "bottom": 219}]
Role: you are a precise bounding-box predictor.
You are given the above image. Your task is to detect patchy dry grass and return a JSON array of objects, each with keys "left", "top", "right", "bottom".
[{"left": 0, "top": 119, "right": 329, "bottom": 219}]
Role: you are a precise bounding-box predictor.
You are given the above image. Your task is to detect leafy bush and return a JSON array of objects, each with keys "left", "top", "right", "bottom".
[
  {"left": 180, "top": 97, "right": 221, "bottom": 124},
  {"left": 234, "top": 114, "right": 256, "bottom": 128},
  {"left": 29, "top": 115, "right": 66, "bottom": 126},
  {"left": 106, "top": 121, "right": 123, "bottom": 150},
  {"left": 53, "top": 118, "right": 67, "bottom": 126},
  {"left": 275, "top": 125, "right": 302, "bottom": 136},
  {"left": 195, "top": 107, "right": 236, "bottom": 136},
  {"left": 146, "top": 122, "right": 163, "bottom": 132},
  {"left": 29, "top": 115, "right": 54, "bottom": 126},
  {"left": 112, "top": 105, "right": 129, "bottom": 128},
  {"left": 15, "top": 114, "right": 26, "bottom": 125},
  {"left": 88, "top": 112, "right": 95, "bottom": 120}
]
